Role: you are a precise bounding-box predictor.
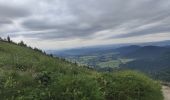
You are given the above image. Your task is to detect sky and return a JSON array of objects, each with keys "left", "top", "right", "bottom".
[{"left": 0, "top": 0, "right": 170, "bottom": 50}]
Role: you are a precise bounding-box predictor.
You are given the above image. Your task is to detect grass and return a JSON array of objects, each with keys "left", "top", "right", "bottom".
[{"left": 97, "top": 60, "right": 121, "bottom": 68}]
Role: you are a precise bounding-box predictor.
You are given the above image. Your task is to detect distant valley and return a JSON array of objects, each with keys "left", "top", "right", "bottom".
[{"left": 50, "top": 45, "right": 170, "bottom": 82}]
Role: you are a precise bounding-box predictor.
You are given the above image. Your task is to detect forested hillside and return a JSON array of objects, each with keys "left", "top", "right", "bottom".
[
  {"left": 54, "top": 45, "right": 170, "bottom": 82},
  {"left": 0, "top": 39, "right": 163, "bottom": 100},
  {"left": 120, "top": 46, "right": 170, "bottom": 82}
]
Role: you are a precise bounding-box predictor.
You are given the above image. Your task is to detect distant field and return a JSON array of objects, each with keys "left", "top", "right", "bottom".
[
  {"left": 97, "top": 60, "right": 121, "bottom": 68},
  {"left": 65, "top": 52, "right": 133, "bottom": 69}
]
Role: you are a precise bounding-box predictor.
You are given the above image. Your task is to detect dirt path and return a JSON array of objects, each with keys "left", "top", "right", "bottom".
[{"left": 162, "top": 86, "right": 170, "bottom": 100}]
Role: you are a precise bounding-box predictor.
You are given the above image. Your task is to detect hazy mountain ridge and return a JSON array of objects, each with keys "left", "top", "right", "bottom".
[
  {"left": 53, "top": 45, "right": 170, "bottom": 82},
  {"left": 50, "top": 40, "right": 170, "bottom": 57}
]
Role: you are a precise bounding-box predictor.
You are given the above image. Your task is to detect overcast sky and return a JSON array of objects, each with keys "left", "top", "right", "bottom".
[{"left": 0, "top": 0, "right": 170, "bottom": 50}]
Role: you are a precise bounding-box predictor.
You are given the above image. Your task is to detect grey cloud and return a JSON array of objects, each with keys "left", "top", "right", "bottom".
[
  {"left": 22, "top": 19, "right": 57, "bottom": 30},
  {"left": 20, "top": 23, "right": 104, "bottom": 39},
  {"left": 0, "top": 19, "right": 12, "bottom": 24},
  {"left": 19, "top": 0, "right": 170, "bottom": 40},
  {"left": 0, "top": 18, "right": 13, "bottom": 26},
  {"left": 113, "top": 23, "right": 170, "bottom": 38},
  {"left": 0, "top": 3, "right": 32, "bottom": 37},
  {"left": 0, "top": 4, "right": 31, "bottom": 18},
  {"left": 1, "top": 0, "right": 170, "bottom": 42}
]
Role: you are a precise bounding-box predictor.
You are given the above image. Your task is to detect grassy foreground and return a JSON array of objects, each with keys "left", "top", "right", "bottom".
[{"left": 0, "top": 41, "right": 163, "bottom": 100}]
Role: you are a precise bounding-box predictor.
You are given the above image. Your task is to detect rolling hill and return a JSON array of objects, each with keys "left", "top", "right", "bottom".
[
  {"left": 53, "top": 45, "right": 170, "bottom": 82},
  {"left": 0, "top": 40, "right": 163, "bottom": 100},
  {"left": 120, "top": 46, "right": 170, "bottom": 82}
]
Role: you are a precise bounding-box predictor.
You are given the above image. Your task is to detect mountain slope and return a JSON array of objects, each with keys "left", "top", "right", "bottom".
[
  {"left": 119, "top": 46, "right": 170, "bottom": 82},
  {"left": 55, "top": 45, "right": 170, "bottom": 82},
  {"left": 0, "top": 41, "right": 163, "bottom": 100},
  {"left": 113, "top": 45, "right": 141, "bottom": 55},
  {"left": 124, "top": 46, "right": 170, "bottom": 59},
  {"left": 0, "top": 41, "right": 100, "bottom": 99}
]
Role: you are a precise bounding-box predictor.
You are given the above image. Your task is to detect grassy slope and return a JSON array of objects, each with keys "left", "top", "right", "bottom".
[
  {"left": 0, "top": 41, "right": 92, "bottom": 74},
  {"left": 0, "top": 41, "right": 163, "bottom": 100},
  {"left": 0, "top": 41, "right": 99, "bottom": 99}
]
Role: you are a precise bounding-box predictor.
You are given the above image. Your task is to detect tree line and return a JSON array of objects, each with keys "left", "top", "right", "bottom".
[
  {"left": 0, "top": 36, "right": 53, "bottom": 56},
  {"left": 0, "top": 36, "right": 83, "bottom": 67}
]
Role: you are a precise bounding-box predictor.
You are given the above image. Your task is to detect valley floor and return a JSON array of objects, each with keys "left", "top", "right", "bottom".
[{"left": 162, "top": 86, "right": 170, "bottom": 100}]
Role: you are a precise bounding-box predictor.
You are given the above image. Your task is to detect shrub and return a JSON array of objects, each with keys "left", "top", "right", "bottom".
[{"left": 97, "top": 71, "right": 163, "bottom": 100}]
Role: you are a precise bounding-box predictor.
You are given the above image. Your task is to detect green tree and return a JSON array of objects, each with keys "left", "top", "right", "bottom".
[
  {"left": 18, "top": 41, "right": 27, "bottom": 47},
  {"left": 7, "top": 36, "right": 11, "bottom": 43}
]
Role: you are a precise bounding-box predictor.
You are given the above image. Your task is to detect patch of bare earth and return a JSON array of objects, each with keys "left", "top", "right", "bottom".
[{"left": 162, "top": 86, "right": 170, "bottom": 100}]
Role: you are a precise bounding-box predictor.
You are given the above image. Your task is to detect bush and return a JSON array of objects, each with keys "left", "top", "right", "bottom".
[
  {"left": 97, "top": 71, "right": 163, "bottom": 100},
  {"left": 48, "top": 75, "right": 103, "bottom": 100}
]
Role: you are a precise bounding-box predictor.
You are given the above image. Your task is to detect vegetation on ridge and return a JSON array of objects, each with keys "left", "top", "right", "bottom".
[
  {"left": 57, "top": 45, "right": 170, "bottom": 82},
  {"left": 0, "top": 37, "right": 163, "bottom": 100}
]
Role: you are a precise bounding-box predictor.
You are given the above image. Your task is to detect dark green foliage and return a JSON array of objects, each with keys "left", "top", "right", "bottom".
[
  {"left": 18, "top": 41, "right": 27, "bottom": 47},
  {"left": 7, "top": 36, "right": 11, "bottom": 43},
  {"left": 34, "top": 47, "right": 43, "bottom": 53},
  {"left": 0, "top": 41, "right": 163, "bottom": 100},
  {"left": 120, "top": 51, "right": 170, "bottom": 82},
  {"left": 48, "top": 75, "right": 103, "bottom": 100},
  {"left": 97, "top": 71, "right": 163, "bottom": 100},
  {"left": 37, "top": 71, "right": 51, "bottom": 86}
]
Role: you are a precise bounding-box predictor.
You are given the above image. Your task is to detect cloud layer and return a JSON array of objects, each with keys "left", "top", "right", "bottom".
[{"left": 0, "top": 0, "right": 170, "bottom": 49}]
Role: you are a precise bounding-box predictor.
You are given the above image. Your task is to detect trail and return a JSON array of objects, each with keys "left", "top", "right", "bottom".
[{"left": 162, "top": 86, "right": 170, "bottom": 100}]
